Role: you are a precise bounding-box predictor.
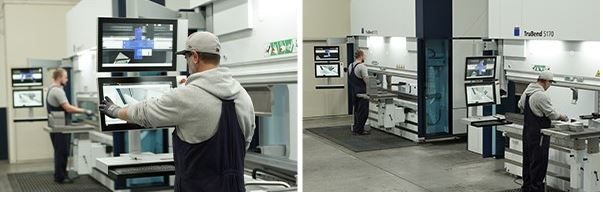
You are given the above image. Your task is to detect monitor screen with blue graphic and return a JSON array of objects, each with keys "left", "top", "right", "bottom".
[
  {"left": 465, "top": 56, "right": 496, "bottom": 80},
  {"left": 98, "top": 18, "right": 177, "bottom": 72},
  {"left": 11, "top": 67, "right": 43, "bottom": 87},
  {"left": 314, "top": 46, "right": 340, "bottom": 61}
]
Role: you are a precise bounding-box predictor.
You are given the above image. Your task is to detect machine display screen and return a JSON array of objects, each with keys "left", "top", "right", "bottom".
[
  {"left": 315, "top": 63, "right": 340, "bottom": 78},
  {"left": 97, "top": 77, "right": 176, "bottom": 131},
  {"left": 11, "top": 68, "right": 43, "bottom": 87},
  {"left": 465, "top": 83, "right": 496, "bottom": 106},
  {"left": 13, "top": 89, "right": 44, "bottom": 108},
  {"left": 314, "top": 46, "right": 340, "bottom": 61},
  {"left": 98, "top": 17, "right": 177, "bottom": 72},
  {"left": 465, "top": 56, "right": 496, "bottom": 80}
]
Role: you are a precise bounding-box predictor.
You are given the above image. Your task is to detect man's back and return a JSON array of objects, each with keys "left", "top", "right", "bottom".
[{"left": 126, "top": 67, "right": 256, "bottom": 147}]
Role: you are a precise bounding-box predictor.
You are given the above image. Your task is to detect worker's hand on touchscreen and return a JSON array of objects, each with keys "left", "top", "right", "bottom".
[
  {"left": 99, "top": 96, "right": 122, "bottom": 119},
  {"left": 559, "top": 114, "right": 569, "bottom": 122},
  {"left": 84, "top": 109, "right": 94, "bottom": 117}
]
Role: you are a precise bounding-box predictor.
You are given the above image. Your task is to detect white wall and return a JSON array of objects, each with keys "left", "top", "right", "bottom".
[
  {"left": 219, "top": 0, "right": 298, "bottom": 84},
  {"left": 359, "top": 36, "right": 418, "bottom": 93},
  {"left": 2, "top": 0, "right": 77, "bottom": 163},
  {"left": 363, "top": 36, "right": 416, "bottom": 70},
  {"left": 302, "top": 41, "right": 349, "bottom": 118},
  {"left": 287, "top": 84, "right": 297, "bottom": 161},
  {"left": 453, "top": 0, "right": 488, "bottom": 38},
  {"left": 65, "top": 0, "right": 113, "bottom": 57},
  {"left": 489, "top": 0, "right": 600, "bottom": 41},
  {"left": 503, "top": 40, "right": 600, "bottom": 119},
  {"left": 213, "top": 0, "right": 251, "bottom": 36},
  {"left": 303, "top": 0, "right": 350, "bottom": 40},
  {"left": 350, "top": 0, "right": 415, "bottom": 37},
  {"left": 302, "top": 0, "right": 351, "bottom": 118},
  {"left": 1, "top": 0, "right": 7, "bottom": 108}
]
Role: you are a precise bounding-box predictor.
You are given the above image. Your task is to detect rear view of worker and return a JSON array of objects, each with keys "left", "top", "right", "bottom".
[
  {"left": 99, "top": 32, "right": 255, "bottom": 192},
  {"left": 517, "top": 71, "right": 568, "bottom": 192},
  {"left": 347, "top": 49, "right": 370, "bottom": 135},
  {"left": 47, "top": 68, "right": 93, "bottom": 184}
]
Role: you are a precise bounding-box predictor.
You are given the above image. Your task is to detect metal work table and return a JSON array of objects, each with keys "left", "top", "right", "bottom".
[
  {"left": 498, "top": 123, "right": 600, "bottom": 191},
  {"left": 367, "top": 92, "right": 398, "bottom": 99},
  {"left": 366, "top": 65, "right": 417, "bottom": 80},
  {"left": 43, "top": 124, "right": 97, "bottom": 134}
]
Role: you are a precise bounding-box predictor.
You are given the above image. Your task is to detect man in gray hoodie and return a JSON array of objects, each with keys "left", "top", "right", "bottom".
[
  {"left": 99, "top": 31, "right": 255, "bottom": 192},
  {"left": 517, "top": 71, "right": 568, "bottom": 192}
]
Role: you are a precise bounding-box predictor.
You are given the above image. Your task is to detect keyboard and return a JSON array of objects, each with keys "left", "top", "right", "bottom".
[{"left": 471, "top": 119, "right": 512, "bottom": 127}]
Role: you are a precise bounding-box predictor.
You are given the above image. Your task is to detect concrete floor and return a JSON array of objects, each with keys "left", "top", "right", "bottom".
[
  {"left": 0, "top": 159, "right": 54, "bottom": 192},
  {"left": 303, "top": 116, "right": 520, "bottom": 192}
]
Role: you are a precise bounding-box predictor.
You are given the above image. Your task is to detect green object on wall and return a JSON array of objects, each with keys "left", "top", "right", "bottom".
[
  {"left": 532, "top": 64, "right": 549, "bottom": 72},
  {"left": 266, "top": 39, "right": 296, "bottom": 56}
]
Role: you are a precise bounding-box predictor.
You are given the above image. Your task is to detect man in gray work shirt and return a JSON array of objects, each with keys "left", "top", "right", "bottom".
[
  {"left": 517, "top": 71, "right": 568, "bottom": 192},
  {"left": 347, "top": 49, "right": 370, "bottom": 135},
  {"left": 47, "top": 68, "right": 92, "bottom": 184},
  {"left": 99, "top": 32, "right": 255, "bottom": 192}
]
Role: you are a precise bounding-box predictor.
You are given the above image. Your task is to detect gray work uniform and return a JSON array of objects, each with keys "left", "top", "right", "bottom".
[
  {"left": 126, "top": 67, "right": 256, "bottom": 148},
  {"left": 46, "top": 84, "right": 71, "bottom": 182},
  {"left": 347, "top": 62, "right": 369, "bottom": 80},
  {"left": 517, "top": 83, "right": 562, "bottom": 120},
  {"left": 47, "top": 85, "right": 69, "bottom": 108}
]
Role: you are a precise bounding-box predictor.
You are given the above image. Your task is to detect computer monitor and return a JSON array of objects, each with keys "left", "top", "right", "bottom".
[
  {"left": 465, "top": 82, "right": 496, "bottom": 106},
  {"left": 315, "top": 63, "right": 340, "bottom": 78},
  {"left": 13, "top": 89, "right": 44, "bottom": 108},
  {"left": 97, "top": 76, "right": 177, "bottom": 131},
  {"left": 11, "top": 67, "right": 43, "bottom": 87},
  {"left": 98, "top": 17, "right": 177, "bottom": 72},
  {"left": 314, "top": 46, "right": 340, "bottom": 61},
  {"left": 465, "top": 56, "right": 496, "bottom": 80}
]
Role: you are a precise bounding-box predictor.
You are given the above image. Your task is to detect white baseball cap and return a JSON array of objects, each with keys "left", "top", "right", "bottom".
[
  {"left": 176, "top": 31, "right": 221, "bottom": 56},
  {"left": 538, "top": 71, "right": 556, "bottom": 83}
]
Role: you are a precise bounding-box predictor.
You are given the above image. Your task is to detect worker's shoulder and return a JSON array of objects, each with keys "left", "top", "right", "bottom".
[
  {"left": 47, "top": 86, "right": 65, "bottom": 95},
  {"left": 169, "top": 85, "right": 205, "bottom": 97},
  {"left": 529, "top": 90, "right": 550, "bottom": 101}
]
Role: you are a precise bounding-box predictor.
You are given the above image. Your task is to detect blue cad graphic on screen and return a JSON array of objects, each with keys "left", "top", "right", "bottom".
[
  {"left": 123, "top": 27, "right": 154, "bottom": 60},
  {"left": 475, "top": 60, "right": 486, "bottom": 75}
]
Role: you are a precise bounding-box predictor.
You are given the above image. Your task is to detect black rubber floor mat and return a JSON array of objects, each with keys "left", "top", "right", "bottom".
[
  {"left": 8, "top": 171, "right": 110, "bottom": 192},
  {"left": 306, "top": 126, "right": 418, "bottom": 152},
  {"left": 499, "top": 187, "right": 564, "bottom": 192}
]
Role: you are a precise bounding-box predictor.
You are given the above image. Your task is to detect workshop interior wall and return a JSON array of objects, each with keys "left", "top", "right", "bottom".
[
  {"left": 503, "top": 40, "right": 601, "bottom": 119},
  {"left": 2, "top": 1, "right": 77, "bottom": 163},
  {"left": 302, "top": 0, "right": 351, "bottom": 118}
]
